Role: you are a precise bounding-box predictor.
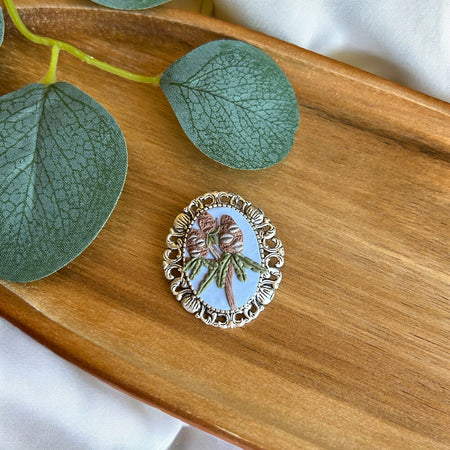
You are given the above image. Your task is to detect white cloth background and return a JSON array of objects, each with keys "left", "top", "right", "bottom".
[{"left": 1, "top": 1, "right": 448, "bottom": 449}]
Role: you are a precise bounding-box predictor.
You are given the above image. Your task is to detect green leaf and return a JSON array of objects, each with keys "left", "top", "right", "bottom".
[
  {"left": 160, "top": 39, "right": 299, "bottom": 170},
  {"left": 206, "top": 226, "right": 220, "bottom": 247},
  {"left": 184, "top": 256, "right": 205, "bottom": 279},
  {"left": 216, "top": 252, "right": 232, "bottom": 288},
  {"left": 239, "top": 254, "right": 267, "bottom": 273},
  {"left": 231, "top": 253, "right": 247, "bottom": 282},
  {"left": 89, "top": 0, "right": 170, "bottom": 9},
  {"left": 197, "top": 266, "right": 218, "bottom": 295},
  {"left": 0, "top": 7, "right": 4, "bottom": 47},
  {"left": 0, "top": 82, "right": 127, "bottom": 282},
  {"left": 184, "top": 256, "right": 199, "bottom": 273}
]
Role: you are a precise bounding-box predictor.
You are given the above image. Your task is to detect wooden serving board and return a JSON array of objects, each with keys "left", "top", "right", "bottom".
[{"left": 1, "top": 2, "right": 449, "bottom": 448}]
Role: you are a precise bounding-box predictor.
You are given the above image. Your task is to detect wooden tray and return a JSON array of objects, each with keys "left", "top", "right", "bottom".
[{"left": 1, "top": 2, "right": 449, "bottom": 448}]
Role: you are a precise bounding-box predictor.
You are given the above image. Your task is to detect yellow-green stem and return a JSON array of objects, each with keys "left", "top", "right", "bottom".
[
  {"left": 40, "top": 45, "right": 60, "bottom": 84},
  {"left": 3, "top": 0, "right": 161, "bottom": 86}
]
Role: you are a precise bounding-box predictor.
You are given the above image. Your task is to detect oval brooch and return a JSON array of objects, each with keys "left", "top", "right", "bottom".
[{"left": 163, "top": 191, "right": 284, "bottom": 328}]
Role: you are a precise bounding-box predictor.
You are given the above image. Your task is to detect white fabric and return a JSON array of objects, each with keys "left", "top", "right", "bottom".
[
  {"left": 0, "top": 319, "right": 237, "bottom": 450},
  {"left": 215, "top": 0, "right": 450, "bottom": 102},
  {"left": 1, "top": 1, "right": 448, "bottom": 449}
]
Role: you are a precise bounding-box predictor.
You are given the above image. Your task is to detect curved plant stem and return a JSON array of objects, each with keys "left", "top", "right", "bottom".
[
  {"left": 224, "top": 262, "right": 236, "bottom": 310},
  {"left": 3, "top": 0, "right": 161, "bottom": 86},
  {"left": 40, "top": 45, "right": 60, "bottom": 84}
]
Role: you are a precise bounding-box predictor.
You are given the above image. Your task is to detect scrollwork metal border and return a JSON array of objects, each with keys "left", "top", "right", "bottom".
[{"left": 163, "top": 191, "right": 284, "bottom": 328}]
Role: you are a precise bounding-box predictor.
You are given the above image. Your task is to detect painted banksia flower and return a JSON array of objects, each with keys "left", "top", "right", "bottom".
[
  {"left": 186, "top": 228, "right": 209, "bottom": 258},
  {"left": 198, "top": 211, "right": 218, "bottom": 234},
  {"left": 184, "top": 212, "right": 266, "bottom": 310},
  {"left": 219, "top": 215, "right": 244, "bottom": 254}
]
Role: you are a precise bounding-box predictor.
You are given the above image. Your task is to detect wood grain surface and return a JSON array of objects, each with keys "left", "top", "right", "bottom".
[{"left": 1, "top": 2, "right": 449, "bottom": 448}]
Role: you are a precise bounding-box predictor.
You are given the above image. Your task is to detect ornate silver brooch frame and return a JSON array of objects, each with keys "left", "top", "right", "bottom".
[{"left": 163, "top": 191, "right": 284, "bottom": 328}]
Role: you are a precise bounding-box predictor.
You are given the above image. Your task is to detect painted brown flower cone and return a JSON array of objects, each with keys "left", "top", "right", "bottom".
[
  {"left": 198, "top": 211, "right": 218, "bottom": 233},
  {"left": 186, "top": 228, "right": 208, "bottom": 258},
  {"left": 219, "top": 215, "right": 244, "bottom": 253}
]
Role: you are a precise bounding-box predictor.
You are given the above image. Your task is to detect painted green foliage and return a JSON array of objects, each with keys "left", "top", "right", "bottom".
[
  {"left": 183, "top": 211, "right": 266, "bottom": 309},
  {"left": 0, "top": 7, "right": 4, "bottom": 47},
  {"left": 0, "top": 82, "right": 127, "bottom": 282},
  {"left": 89, "top": 0, "right": 170, "bottom": 9},
  {"left": 160, "top": 39, "right": 300, "bottom": 170}
]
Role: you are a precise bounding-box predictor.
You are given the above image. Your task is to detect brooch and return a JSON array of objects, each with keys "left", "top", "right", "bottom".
[{"left": 163, "top": 191, "right": 284, "bottom": 328}]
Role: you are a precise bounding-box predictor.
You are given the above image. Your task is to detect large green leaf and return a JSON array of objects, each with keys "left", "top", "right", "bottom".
[
  {"left": 0, "top": 82, "right": 127, "bottom": 282},
  {"left": 160, "top": 39, "right": 299, "bottom": 170},
  {"left": 89, "top": 0, "right": 170, "bottom": 9},
  {"left": 0, "top": 7, "right": 4, "bottom": 47}
]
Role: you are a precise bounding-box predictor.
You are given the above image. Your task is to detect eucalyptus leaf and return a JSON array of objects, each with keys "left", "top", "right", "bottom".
[
  {"left": 0, "top": 82, "right": 127, "bottom": 282},
  {"left": 0, "top": 7, "right": 4, "bottom": 47},
  {"left": 89, "top": 0, "right": 170, "bottom": 9},
  {"left": 160, "top": 39, "right": 299, "bottom": 170}
]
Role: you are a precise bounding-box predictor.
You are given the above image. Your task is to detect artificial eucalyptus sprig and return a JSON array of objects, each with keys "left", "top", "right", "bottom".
[
  {"left": 0, "top": 0, "right": 299, "bottom": 283},
  {"left": 2, "top": 0, "right": 160, "bottom": 85}
]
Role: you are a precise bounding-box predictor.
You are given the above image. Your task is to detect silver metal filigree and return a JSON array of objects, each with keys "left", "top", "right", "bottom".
[{"left": 163, "top": 191, "right": 284, "bottom": 328}]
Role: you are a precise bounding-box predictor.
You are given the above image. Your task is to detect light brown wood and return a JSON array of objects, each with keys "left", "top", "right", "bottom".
[{"left": 1, "top": 2, "right": 449, "bottom": 448}]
